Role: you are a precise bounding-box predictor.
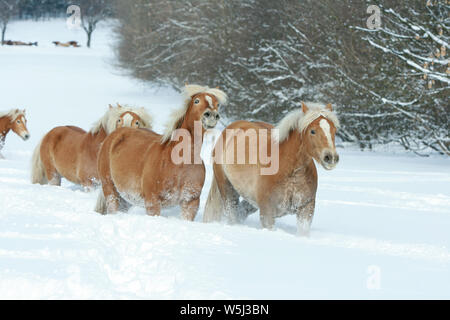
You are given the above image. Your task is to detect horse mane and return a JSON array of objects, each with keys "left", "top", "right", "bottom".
[
  {"left": 160, "top": 84, "right": 228, "bottom": 143},
  {"left": 0, "top": 109, "right": 26, "bottom": 122},
  {"left": 90, "top": 104, "right": 153, "bottom": 135},
  {"left": 275, "top": 102, "right": 340, "bottom": 143}
]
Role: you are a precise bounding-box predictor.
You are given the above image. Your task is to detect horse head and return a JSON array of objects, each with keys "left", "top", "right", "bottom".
[
  {"left": 91, "top": 104, "right": 152, "bottom": 136},
  {"left": 10, "top": 109, "right": 30, "bottom": 141},
  {"left": 300, "top": 102, "right": 339, "bottom": 170},
  {"left": 161, "top": 85, "right": 227, "bottom": 143},
  {"left": 188, "top": 92, "right": 222, "bottom": 130},
  {"left": 111, "top": 104, "right": 152, "bottom": 131},
  {"left": 116, "top": 108, "right": 147, "bottom": 129}
]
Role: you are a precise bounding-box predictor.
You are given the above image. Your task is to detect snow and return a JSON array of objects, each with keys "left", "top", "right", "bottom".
[{"left": 1, "top": 19, "right": 450, "bottom": 299}]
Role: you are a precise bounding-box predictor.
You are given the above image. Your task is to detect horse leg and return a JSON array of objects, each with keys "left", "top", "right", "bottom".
[
  {"left": 95, "top": 179, "right": 129, "bottom": 214},
  {"left": 214, "top": 167, "right": 242, "bottom": 224},
  {"left": 259, "top": 202, "right": 276, "bottom": 230},
  {"left": 45, "top": 166, "right": 61, "bottom": 186},
  {"left": 223, "top": 186, "right": 242, "bottom": 224},
  {"left": 100, "top": 182, "right": 121, "bottom": 214},
  {"left": 238, "top": 199, "right": 258, "bottom": 219},
  {"left": 181, "top": 197, "right": 200, "bottom": 221},
  {"left": 296, "top": 198, "right": 315, "bottom": 237},
  {"left": 95, "top": 185, "right": 130, "bottom": 214},
  {"left": 81, "top": 175, "right": 99, "bottom": 192},
  {"left": 49, "top": 174, "right": 62, "bottom": 186},
  {"left": 145, "top": 195, "right": 161, "bottom": 217},
  {"left": 40, "top": 153, "right": 61, "bottom": 186},
  {"left": 45, "top": 168, "right": 61, "bottom": 186},
  {"left": 118, "top": 196, "right": 132, "bottom": 212}
]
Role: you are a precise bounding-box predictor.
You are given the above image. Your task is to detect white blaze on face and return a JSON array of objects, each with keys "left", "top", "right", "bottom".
[
  {"left": 122, "top": 113, "right": 133, "bottom": 127},
  {"left": 205, "top": 95, "right": 213, "bottom": 108},
  {"left": 319, "top": 118, "right": 333, "bottom": 148}
]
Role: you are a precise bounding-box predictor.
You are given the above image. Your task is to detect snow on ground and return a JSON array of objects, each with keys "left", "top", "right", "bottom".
[{"left": 0, "top": 20, "right": 449, "bottom": 299}]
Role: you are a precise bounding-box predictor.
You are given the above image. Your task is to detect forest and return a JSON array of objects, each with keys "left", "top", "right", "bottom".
[{"left": 1, "top": 0, "right": 449, "bottom": 155}]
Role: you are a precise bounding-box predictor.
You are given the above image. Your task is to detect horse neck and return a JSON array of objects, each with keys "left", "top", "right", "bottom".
[
  {"left": 170, "top": 114, "right": 204, "bottom": 163},
  {"left": 179, "top": 112, "right": 197, "bottom": 134},
  {"left": 0, "top": 116, "right": 11, "bottom": 137},
  {"left": 278, "top": 130, "right": 313, "bottom": 176}
]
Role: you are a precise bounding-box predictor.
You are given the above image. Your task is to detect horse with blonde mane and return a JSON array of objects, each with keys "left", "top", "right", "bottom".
[
  {"left": 0, "top": 109, "right": 30, "bottom": 159},
  {"left": 203, "top": 102, "right": 340, "bottom": 236},
  {"left": 31, "top": 104, "right": 152, "bottom": 187},
  {"left": 95, "top": 84, "right": 227, "bottom": 220}
]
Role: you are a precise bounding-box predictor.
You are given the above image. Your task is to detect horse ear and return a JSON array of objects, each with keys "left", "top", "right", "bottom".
[
  {"left": 326, "top": 103, "right": 333, "bottom": 111},
  {"left": 108, "top": 104, "right": 113, "bottom": 109},
  {"left": 117, "top": 103, "right": 122, "bottom": 109},
  {"left": 301, "top": 102, "right": 309, "bottom": 113}
]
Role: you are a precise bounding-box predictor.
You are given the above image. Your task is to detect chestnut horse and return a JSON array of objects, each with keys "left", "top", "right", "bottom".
[
  {"left": 0, "top": 109, "right": 30, "bottom": 159},
  {"left": 31, "top": 104, "right": 153, "bottom": 188},
  {"left": 203, "top": 102, "right": 340, "bottom": 236},
  {"left": 3, "top": 40, "right": 38, "bottom": 46},
  {"left": 95, "top": 84, "right": 227, "bottom": 220},
  {"left": 52, "top": 41, "right": 80, "bottom": 47}
]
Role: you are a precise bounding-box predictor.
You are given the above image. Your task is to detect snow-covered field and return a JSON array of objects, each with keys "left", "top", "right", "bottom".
[{"left": 1, "top": 20, "right": 449, "bottom": 299}]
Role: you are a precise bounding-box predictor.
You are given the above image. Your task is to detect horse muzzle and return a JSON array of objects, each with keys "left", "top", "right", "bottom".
[
  {"left": 21, "top": 133, "right": 30, "bottom": 141},
  {"left": 202, "top": 110, "right": 219, "bottom": 129},
  {"left": 320, "top": 150, "right": 339, "bottom": 170}
]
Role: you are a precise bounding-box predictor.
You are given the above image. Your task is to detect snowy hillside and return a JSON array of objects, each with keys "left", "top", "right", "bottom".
[{"left": 0, "top": 20, "right": 449, "bottom": 299}]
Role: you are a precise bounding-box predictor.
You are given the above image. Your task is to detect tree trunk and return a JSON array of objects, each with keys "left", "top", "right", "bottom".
[
  {"left": 1, "top": 25, "right": 6, "bottom": 45},
  {"left": 85, "top": 22, "right": 95, "bottom": 48},
  {"left": 87, "top": 30, "right": 92, "bottom": 48}
]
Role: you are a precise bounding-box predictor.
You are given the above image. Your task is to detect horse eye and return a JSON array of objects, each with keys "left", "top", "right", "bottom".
[
  {"left": 17, "top": 120, "right": 21, "bottom": 124},
  {"left": 194, "top": 99, "right": 200, "bottom": 104},
  {"left": 135, "top": 121, "right": 140, "bottom": 126},
  {"left": 117, "top": 119, "right": 122, "bottom": 123},
  {"left": 311, "top": 130, "right": 316, "bottom": 135}
]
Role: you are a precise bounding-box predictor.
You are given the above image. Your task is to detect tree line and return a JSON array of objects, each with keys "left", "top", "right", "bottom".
[
  {"left": 1, "top": 0, "right": 448, "bottom": 155},
  {"left": 114, "top": 0, "right": 449, "bottom": 155},
  {"left": 1, "top": 0, "right": 112, "bottom": 47}
]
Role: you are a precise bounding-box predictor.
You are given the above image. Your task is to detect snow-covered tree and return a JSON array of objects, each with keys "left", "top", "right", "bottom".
[
  {"left": 353, "top": 0, "right": 449, "bottom": 155},
  {"left": 113, "top": 0, "right": 449, "bottom": 155},
  {"left": 0, "top": 0, "right": 20, "bottom": 44},
  {"left": 71, "top": 0, "right": 112, "bottom": 48},
  {"left": 17, "top": 0, "right": 67, "bottom": 19}
]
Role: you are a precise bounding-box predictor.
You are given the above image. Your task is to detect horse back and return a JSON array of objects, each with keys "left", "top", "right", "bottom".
[
  {"left": 99, "top": 127, "right": 162, "bottom": 178},
  {"left": 225, "top": 120, "right": 274, "bottom": 131},
  {"left": 65, "top": 125, "right": 87, "bottom": 134}
]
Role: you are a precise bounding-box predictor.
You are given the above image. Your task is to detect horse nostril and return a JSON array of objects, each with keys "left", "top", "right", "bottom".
[{"left": 324, "top": 154, "right": 332, "bottom": 163}]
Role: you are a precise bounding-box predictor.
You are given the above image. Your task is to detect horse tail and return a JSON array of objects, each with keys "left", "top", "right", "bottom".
[
  {"left": 94, "top": 190, "right": 107, "bottom": 214},
  {"left": 31, "top": 139, "right": 47, "bottom": 184},
  {"left": 203, "top": 173, "right": 224, "bottom": 223}
]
